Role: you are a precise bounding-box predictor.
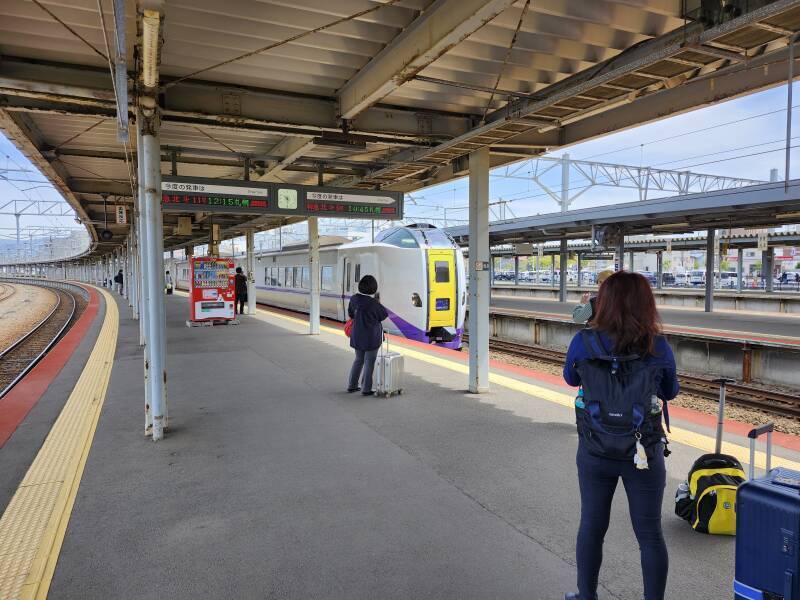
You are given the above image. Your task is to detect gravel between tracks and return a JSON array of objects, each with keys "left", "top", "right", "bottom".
[
  {"left": 483, "top": 348, "right": 800, "bottom": 436},
  {"left": 0, "top": 284, "right": 58, "bottom": 354}
]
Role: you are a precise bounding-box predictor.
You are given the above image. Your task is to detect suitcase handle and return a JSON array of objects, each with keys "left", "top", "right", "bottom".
[
  {"left": 713, "top": 378, "right": 735, "bottom": 454},
  {"left": 748, "top": 422, "right": 774, "bottom": 480}
]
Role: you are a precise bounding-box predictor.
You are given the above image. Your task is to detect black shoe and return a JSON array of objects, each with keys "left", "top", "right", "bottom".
[
  {"left": 347, "top": 388, "right": 359, "bottom": 393},
  {"left": 362, "top": 391, "right": 375, "bottom": 396}
]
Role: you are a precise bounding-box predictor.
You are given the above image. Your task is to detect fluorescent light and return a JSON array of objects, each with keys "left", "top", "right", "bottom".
[
  {"left": 142, "top": 9, "right": 160, "bottom": 89},
  {"left": 652, "top": 222, "right": 690, "bottom": 231}
]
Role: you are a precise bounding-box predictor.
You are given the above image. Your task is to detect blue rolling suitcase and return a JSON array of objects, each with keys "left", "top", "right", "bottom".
[{"left": 734, "top": 423, "right": 800, "bottom": 600}]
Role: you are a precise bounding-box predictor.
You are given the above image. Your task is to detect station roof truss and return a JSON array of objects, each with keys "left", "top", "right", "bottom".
[
  {"left": 446, "top": 179, "right": 800, "bottom": 244},
  {"left": 2, "top": 0, "right": 800, "bottom": 260},
  {"left": 488, "top": 230, "right": 800, "bottom": 256}
]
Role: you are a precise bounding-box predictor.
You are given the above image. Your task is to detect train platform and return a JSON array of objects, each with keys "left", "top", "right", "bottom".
[
  {"left": 491, "top": 293, "right": 800, "bottom": 343},
  {"left": 2, "top": 288, "right": 799, "bottom": 599}
]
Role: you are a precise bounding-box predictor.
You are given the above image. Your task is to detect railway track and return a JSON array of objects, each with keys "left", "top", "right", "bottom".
[
  {"left": 0, "top": 283, "right": 16, "bottom": 303},
  {"left": 465, "top": 335, "right": 800, "bottom": 420},
  {"left": 0, "top": 286, "right": 79, "bottom": 399}
]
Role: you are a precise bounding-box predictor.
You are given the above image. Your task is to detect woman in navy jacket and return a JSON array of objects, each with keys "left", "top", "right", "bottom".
[
  {"left": 563, "top": 271, "right": 679, "bottom": 600},
  {"left": 347, "top": 275, "right": 389, "bottom": 395}
]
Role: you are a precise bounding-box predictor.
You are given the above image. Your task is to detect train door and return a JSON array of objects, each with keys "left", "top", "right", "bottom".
[
  {"left": 427, "top": 250, "right": 457, "bottom": 329},
  {"left": 340, "top": 256, "right": 352, "bottom": 318}
]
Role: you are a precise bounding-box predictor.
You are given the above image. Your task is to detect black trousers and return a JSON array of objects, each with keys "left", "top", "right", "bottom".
[{"left": 235, "top": 295, "right": 246, "bottom": 314}]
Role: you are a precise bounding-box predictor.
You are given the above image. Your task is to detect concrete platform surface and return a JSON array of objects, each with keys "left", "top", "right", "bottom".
[{"left": 40, "top": 294, "right": 799, "bottom": 599}]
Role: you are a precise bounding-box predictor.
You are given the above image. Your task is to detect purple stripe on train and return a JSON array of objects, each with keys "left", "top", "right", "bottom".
[{"left": 256, "top": 286, "right": 462, "bottom": 349}]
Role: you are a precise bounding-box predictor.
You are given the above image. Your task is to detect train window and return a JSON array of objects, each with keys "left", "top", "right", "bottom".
[
  {"left": 293, "top": 267, "right": 300, "bottom": 288},
  {"left": 380, "top": 228, "right": 419, "bottom": 248},
  {"left": 354, "top": 263, "right": 361, "bottom": 283},
  {"left": 301, "top": 267, "right": 309, "bottom": 289},
  {"left": 435, "top": 261, "right": 450, "bottom": 283},
  {"left": 285, "top": 268, "right": 293, "bottom": 288},
  {"left": 321, "top": 266, "right": 334, "bottom": 291},
  {"left": 345, "top": 262, "right": 351, "bottom": 292},
  {"left": 423, "top": 228, "right": 456, "bottom": 248}
]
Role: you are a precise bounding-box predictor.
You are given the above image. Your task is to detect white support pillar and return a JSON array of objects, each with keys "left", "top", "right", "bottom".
[
  {"left": 577, "top": 253, "right": 582, "bottom": 288},
  {"left": 136, "top": 117, "right": 149, "bottom": 346},
  {"left": 246, "top": 229, "right": 256, "bottom": 316},
  {"left": 142, "top": 123, "right": 168, "bottom": 440},
  {"left": 468, "top": 147, "right": 490, "bottom": 393},
  {"left": 308, "top": 217, "right": 321, "bottom": 335},
  {"left": 559, "top": 238, "right": 568, "bottom": 302},
  {"left": 705, "top": 228, "right": 715, "bottom": 312}
]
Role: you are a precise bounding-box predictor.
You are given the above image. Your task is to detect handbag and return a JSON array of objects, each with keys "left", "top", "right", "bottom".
[{"left": 344, "top": 318, "right": 353, "bottom": 337}]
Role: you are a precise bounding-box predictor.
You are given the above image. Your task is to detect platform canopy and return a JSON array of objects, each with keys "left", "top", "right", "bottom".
[
  {"left": 446, "top": 179, "right": 800, "bottom": 245},
  {"left": 2, "top": 0, "right": 800, "bottom": 257}
]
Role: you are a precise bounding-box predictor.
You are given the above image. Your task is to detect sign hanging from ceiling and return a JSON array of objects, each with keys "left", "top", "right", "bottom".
[{"left": 161, "top": 176, "right": 403, "bottom": 220}]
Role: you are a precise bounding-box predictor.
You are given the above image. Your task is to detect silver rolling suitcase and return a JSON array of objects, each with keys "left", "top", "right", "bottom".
[{"left": 375, "top": 334, "right": 403, "bottom": 397}]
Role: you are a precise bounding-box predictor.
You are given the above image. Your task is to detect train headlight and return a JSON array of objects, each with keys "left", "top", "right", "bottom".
[{"left": 411, "top": 293, "right": 422, "bottom": 307}]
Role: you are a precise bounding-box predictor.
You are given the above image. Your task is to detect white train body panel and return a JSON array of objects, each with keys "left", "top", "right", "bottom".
[{"left": 169, "top": 226, "right": 465, "bottom": 349}]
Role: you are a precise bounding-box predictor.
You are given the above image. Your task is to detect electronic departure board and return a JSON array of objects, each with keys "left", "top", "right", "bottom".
[{"left": 161, "top": 176, "right": 403, "bottom": 220}]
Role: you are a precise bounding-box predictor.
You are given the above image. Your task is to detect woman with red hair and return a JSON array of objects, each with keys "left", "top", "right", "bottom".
[{"left": 563, "top": 271, "right": 679, "bottom": 600}]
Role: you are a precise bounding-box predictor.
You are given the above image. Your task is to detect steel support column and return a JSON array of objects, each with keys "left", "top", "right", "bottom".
[
  {"left": 656, "top": 251, "right": 663, "bottom": 290},
  {"left": 577, "top": 253, "right": 582, "bottom": 288},
  {"left": 705, "top": 228, "right": 715, "bottom": 312},
  {"left": 737, "top": 247, "right": 744, "bottom": 293},
  {"left": 468, "top": 147, "right": 490, "bottom": 394},
  {"left": 559, "top": 239, "right": 568, "bottom": 302},
  {"left": 307, "top": 218, "right": 320, "bottom": 334},
  {"left": 617, "top": 237, "right": 625, "bottom": 271},
  {"left": 513, "top": 255, "right": 519, "bottom": 285},
  {"left": 765, "top": 247, "right": 774, "bottom": 292},
  {"left": 246, "top": 229, "right": 256, "bottom": 316},
  {"left": 142, "top": 126, "right": 167, "bottom": 441}
]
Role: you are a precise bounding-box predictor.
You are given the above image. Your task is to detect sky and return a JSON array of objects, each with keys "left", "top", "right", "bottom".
[{"left": 1, "top": 81, "right": 798, "bottom": 254}]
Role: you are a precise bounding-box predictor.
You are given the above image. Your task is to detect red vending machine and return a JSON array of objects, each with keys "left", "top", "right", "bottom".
[{"left": 189, "top": 257, "right": 236, "bottom": 323}]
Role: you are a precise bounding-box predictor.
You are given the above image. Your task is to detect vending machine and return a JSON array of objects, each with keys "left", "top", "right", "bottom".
[{"left": 189, "top": 257, "right": 235, "bottom": 322}]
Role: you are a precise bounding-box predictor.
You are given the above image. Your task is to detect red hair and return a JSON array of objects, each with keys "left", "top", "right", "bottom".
[{"left": 593, "top": 271, "right": 662, "bottom": 356}]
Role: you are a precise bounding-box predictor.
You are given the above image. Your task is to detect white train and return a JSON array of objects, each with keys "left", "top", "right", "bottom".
[{"left": 169, "top": 224, "right": 466, "bottom": 349}]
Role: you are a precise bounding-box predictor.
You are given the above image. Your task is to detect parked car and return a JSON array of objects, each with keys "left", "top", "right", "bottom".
[
  {"left": 637, "top": 271, "right": 656, "bottom": 285},
  {"left": 720, "top": 271, "right": 738, "bottom": 289},
  {"left": 661, "top": 272, "right": 676, "bottom": 287}
]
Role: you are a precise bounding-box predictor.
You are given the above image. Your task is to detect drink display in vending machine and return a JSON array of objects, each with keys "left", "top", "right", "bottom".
[{"left": 189, "top": 257, "right": 235, "bottom": 322}]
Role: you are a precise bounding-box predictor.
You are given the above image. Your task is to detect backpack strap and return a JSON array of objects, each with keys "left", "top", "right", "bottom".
[{"left": 579, "top": 329, "right": 608, "bottom": 360}]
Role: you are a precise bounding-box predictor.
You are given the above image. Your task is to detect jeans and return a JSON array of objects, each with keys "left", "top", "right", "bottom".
[
  {"left": 348, "top": 348, "right": 379, "bottom": 393},
  {"left": 575, "top": 441, "right": 668, "bottom": 600}
]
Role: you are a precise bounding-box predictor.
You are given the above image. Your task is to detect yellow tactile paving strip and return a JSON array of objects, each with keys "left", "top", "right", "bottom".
[
  {"left": 0, "top": 286, "right": 118, "bottom": 600},
  {"left": 248, "top": 304, "right": 800, "bottom": 473}
]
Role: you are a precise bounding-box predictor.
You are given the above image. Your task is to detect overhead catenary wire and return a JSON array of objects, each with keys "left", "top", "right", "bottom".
[{"left": 578, "top": 102, "right": 800, "bottom": 162}]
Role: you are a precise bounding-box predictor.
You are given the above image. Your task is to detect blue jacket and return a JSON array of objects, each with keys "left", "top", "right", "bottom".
[
  {"left": 348, "top": 293, "right": 388, "bottom": 351},
  {"left": 563, "top": 329, "right": 680, "bottom": 401}
]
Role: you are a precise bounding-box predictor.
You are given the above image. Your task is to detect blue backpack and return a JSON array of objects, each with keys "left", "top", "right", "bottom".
[{"left": 574, "top": 330, "right": 669, "bottom": 461}]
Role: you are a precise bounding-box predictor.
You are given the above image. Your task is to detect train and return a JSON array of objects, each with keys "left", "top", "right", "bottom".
[{"left": 168, "top": 224, "right": 467, "bottom": 350}]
